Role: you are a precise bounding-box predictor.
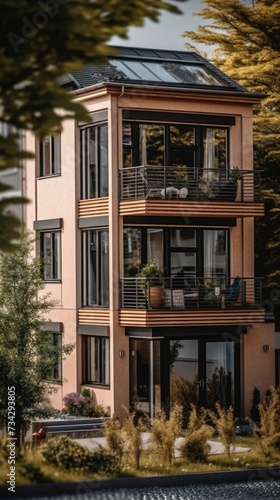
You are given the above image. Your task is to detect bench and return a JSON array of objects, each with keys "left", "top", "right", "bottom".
[{"left": 30, "top": 417, "right": 107, "bottom": 441}]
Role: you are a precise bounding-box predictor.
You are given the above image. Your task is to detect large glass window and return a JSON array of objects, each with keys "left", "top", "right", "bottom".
[
  {"left": 124, "top": 228, "right": 142, "bottom": 276},
  {"left": 203, "top": 229, "right": 228, "bottom": 278},
  {"left": 82, "top": 229, "right": 109, "bottom": 306},
  {"left": 139, "top": 124, "right": 164, "bottom": 166},
  {"left": 123, "top": 227, "right": 228, "bottom": 279},
  {"left": 40, "top": 231, "right": 61, "bottom": 280},
  {"left": 147, "top": 228, "right": 163, "bottom": 267},
  {"left": 39, "top": 135, "right": 61, "bottom": 176},
  {"left": 202, "top": 128, "right": 227, "bottom": 178},
  {"left": 81, "top": 124, "right": 108, "bottom": 199},
  {"left": 82, "top": 336, "right": 110, "bottom": 385},
  {"left": 123, "top": 122, "right": 228, "bottom": 175}
]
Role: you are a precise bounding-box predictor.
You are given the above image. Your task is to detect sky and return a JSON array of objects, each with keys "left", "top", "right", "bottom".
[{"left": 110, "top": 0, "right": 208, "bottom": 53}]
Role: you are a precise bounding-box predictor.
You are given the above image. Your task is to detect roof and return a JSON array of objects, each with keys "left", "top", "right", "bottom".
[{"left": 61, "top": 46, "right": 247, "bottom": 93}]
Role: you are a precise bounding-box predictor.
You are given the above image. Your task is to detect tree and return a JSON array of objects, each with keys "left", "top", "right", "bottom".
[
  {"left": 0, "top": 0, "right": 187, "bottom": 251},
  {"left": 183, "top": 0, "right": 280, "bottom": 327},
  {"left": 0, "top": 234, "right": 74, "bottom": 446}
]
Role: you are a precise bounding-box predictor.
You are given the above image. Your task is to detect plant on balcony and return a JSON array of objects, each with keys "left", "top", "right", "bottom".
[
  {"left": 137, "top": 260, "right": 165, "bottom": 308},
  {"left": 229, "top": 166, "right": 242, "bottom": 182},
  {"left": 137, "top": 260, "right": 165, "bottom": 284},
  {"left": 173, "top": 169, "right": 189, "bottom": 189},
  {"left": 208, "top": 168, "right": 241, "bottom": 202}
]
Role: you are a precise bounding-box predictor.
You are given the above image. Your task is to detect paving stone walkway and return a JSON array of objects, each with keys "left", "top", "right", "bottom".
[{"left": 74, "top": 432, "right": 251, "bottom": 456}]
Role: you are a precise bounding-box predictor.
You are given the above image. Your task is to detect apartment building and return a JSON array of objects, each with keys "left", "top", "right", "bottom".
[{"left": 24, "top": 46, "right": 275, "bottom": 418}]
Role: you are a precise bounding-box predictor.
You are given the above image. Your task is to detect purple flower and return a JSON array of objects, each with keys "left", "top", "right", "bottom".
[{"left": 63, "top": 392, "right": 84, "bottom": 403}]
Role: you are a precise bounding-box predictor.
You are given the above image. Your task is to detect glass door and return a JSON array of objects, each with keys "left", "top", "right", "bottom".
[
  {"left": 130, "top": 338, "right": 237, "bottom": 419},
  {"left": 169, "top": 339, "right": 236, "bottom": 414},
  {"left": 170, "top": 339, "right": 199, "bottom": 413},
  {"left": 130, "top": 339, "right": 161, "bottom": 418},
  {"left": 198, "top": 340, "right": 235, "bottom": 410}
]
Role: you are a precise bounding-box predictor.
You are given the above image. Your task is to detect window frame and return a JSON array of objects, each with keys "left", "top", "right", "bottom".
[
  {"left": 123, "top": 226, "right": 229, "bottom": 279},
  {"left": 82, "top": 335, "right": 110, "bottom": 386},
  {"left": 40, "top": 230, "right": 61, "bottom": 281},
  {"left": 39, "top": 134, "right": 61, "bottom": 177},
  {"left": 80, "top": 123, "right": 108, "bottom": 199},
  {"left": 44, "top": 333, "right": 62, "bottom": 383},
  {"left": 82, "top": 229, "right": 109, "bottom": 307},
  {"left": 122, "top": 121, "right": 229, "bottom": 173}
]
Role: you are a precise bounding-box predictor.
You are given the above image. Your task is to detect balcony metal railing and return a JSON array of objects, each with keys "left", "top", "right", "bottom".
[
  {"left": 120, "top": 276, "right": 263, "bottom": 310},
  {"left": 120, "top": 166, "right": 262, "bottom": 203}
]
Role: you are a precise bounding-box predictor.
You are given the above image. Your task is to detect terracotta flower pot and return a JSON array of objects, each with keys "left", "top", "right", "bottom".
[{"left": 149, "top": 285, "right": 163, "bottom": 308}]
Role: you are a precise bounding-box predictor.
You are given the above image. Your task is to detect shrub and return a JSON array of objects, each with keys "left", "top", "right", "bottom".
[
  {"left": 41, "top": 435, "right": 89, "bottom": 470},
  {"left": 85, "top": 447, "right": 119, "bottom": 475},
  {"left": 180, "top": 405, "right": 213, "bottom": 463},
  {"left": 250, "top": 386, "right": 261, "bottom": 422},
  {"left": 122, "top": 408, "right": 144, "bottom": 470},
  {"left": 151, "top": 405, "right": 183, "bottom": 465},
  {"left": 41, "top": 435, "right": 117, "bottom": 475},
  {"left": 170, "top": 375, "right": 198, "bottom": 425},
  {"left": 62, "top": 392, "right": 84, "bottom": 416},
  {"left": 258, "top": 385, "right": 280, "bottom": 457},
  {"left": 62, "top": 391, "right": 107, "bottom": 417},
  {"left": 18, "top": 460, "right": 48, "bottom": 483},
  {"left": 181, "top": 428, "right": 212, "bottom": 463},
  {"left": 81, "top": 388, "right": 91, "bottom": 398},
  {"left": 207, "top": 404, "right": 235, "bottom": 459},
  {"left": 104, "top": 418, "right": 125, "bottom": 464}
]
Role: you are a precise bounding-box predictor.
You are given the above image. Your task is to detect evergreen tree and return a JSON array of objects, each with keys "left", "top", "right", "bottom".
[
  {"left": 183, "top": 0, "right": 280, "bottom": 327},
  {"left": 0, "top": 234, "right": 74, "bottom": 445},
  {"left": 0, "top": 0, "right": 186, "bottom": 251}
]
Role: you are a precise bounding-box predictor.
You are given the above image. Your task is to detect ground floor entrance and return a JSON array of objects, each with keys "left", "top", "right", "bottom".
[{"left": 130, "top": 336, "right": 240, "bottom": 417}]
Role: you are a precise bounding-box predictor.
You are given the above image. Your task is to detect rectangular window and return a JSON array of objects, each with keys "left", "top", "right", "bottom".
[
  {"left": 45, "top": 333, "right": 62, "bottom": 382},
  {"left": 124, "top": 228, "right": 142, "bottom": 276},
  {"left": 40, "top": 231, "right": 61, "bottom": 280},
  {"left": 82, "top": 229, "right": 109, "bottom": 306},
  {"left": 123, "top": 121, "right": 228, "bottom": 173},
  {"left": 203, "top": 229, "right": 228, "bottom": 278},
  {"left": 82, "top": 336, "right": 110, "bottom": 385},
  {"left": 81, "top": 124, "right": 108, "bottom": 199},
  {"left": 39, "top": 135, "right": 61, "bottom": 176},
  {"left": 123, "top": 227, "right": 228, "bottom": 279}
]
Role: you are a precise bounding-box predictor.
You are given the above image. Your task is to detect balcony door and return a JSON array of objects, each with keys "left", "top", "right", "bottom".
[
  {"left": 170, "top": 339, "right": 236, "bottom": 411},
  {"left": 130, "top": 337, "right": 238, "bottom": 418}
]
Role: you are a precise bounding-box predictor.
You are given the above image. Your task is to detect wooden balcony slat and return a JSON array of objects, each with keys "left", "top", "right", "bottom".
[
  {"left": 78, "top": 308, "right": 110, "bottom": 325},
  {"left": 119, "top": 309, "right": 265, "bottom": 327},
  {"left": 79, "top": 198, "right": 109, "bottom": 217},
  {"left": 119, "top": 200, "right": 264, "bottom": 217}
]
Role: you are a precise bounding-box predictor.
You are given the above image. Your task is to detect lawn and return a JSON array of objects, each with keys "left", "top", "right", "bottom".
[{"left": 0, "top": 434, "right": 279, "bottom": 486}]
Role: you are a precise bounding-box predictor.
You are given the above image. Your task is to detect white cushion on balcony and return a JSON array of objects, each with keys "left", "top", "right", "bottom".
[
  {"left": 163, "top": 289, "right": 185, "bottom": 309},
  {"left": 179, "top": 187, "right": 188, "bottom": 199}
]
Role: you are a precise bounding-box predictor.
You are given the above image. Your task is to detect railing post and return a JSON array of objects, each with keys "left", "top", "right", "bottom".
[{"left": 240, "top": 172, "right": 244, "bottom": 202}]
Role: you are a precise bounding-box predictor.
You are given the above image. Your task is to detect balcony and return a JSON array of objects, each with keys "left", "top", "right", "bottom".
[
  {"left": 119, "top": 166, "right": 264, "bottom": 218},
  {"left": 119, "top": 276, "right": 265, "bottom": 327}
]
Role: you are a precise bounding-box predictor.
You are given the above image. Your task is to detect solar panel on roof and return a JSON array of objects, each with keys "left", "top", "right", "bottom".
[
  {"left": 155, "top": 50, "right": 180, "bottom": 60},
  {"left": 135, "top": 49, "right": 159, "bottom": 58}
]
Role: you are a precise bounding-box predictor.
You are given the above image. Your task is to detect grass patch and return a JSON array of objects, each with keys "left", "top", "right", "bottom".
[{"left": 1, "top": 434, "right": 279, "bottom": 486}]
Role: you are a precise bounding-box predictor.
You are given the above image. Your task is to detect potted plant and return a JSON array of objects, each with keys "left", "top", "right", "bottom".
[
  {"left": 137, "top": 260, "right": 165, "bottom": 308},
  {"left": 220, "top": 166, "right": 242, "bottom": 201},
  {"left": 209, "top": 167, "right": 242, "bottom": 201},
  {"left": 229, "top": 166, "right": 242, "bottom": 183}
]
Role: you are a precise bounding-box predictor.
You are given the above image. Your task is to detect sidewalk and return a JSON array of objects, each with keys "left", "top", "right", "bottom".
[{"left": 74, "top": 433, "right": 251, "bottom": 456}]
